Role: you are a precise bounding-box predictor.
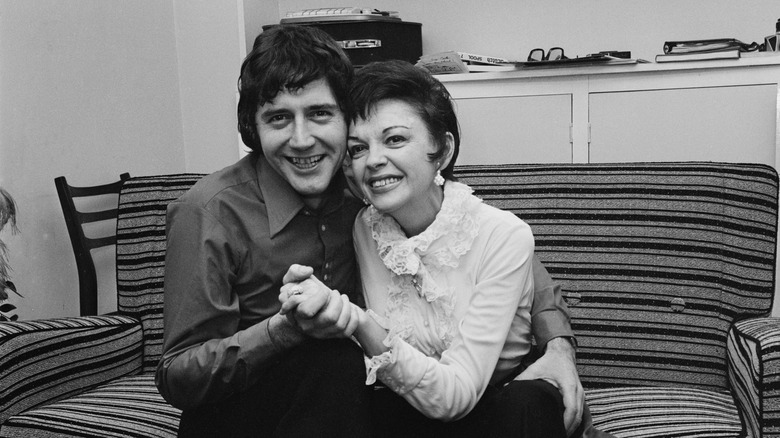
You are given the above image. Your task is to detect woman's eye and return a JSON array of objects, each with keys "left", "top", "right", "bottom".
[
  {"left": 386, "top": 135, "right": 405, "bottom": 145},
  {"left": 348, "top": 144, "right": 368, "bottom": 158}
]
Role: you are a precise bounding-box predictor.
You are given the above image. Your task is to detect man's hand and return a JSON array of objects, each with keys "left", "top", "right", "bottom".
[
  {"left": 279, "top": 264, "right": 360, "bottom": 339},
  {"left": 516, "top": 337, "right": 584, "bottom": 436}
]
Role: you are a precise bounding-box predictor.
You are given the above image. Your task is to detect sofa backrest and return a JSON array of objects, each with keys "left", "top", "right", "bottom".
[
  {"left": 116, "top": 163, "right": 779, "bottom": 390},
  {"left": 454, "top": 162, "right": 778, "bottom": 392},
  {"left": 116, "top": 174, "right": 205, "bottom": 373}
]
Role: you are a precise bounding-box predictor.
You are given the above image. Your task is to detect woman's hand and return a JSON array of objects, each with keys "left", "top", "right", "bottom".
[{"left": 279, "top": 264, "right": 361, "bottom": 339}]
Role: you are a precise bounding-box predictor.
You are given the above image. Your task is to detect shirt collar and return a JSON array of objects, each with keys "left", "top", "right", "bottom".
[{"left": 255, "top": 154, "right": 346, "bottom": 237}]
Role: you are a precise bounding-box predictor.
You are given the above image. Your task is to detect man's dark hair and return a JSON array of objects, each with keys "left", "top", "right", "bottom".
[
  {"left": 237, "top": 25, "right": 353, "bottom": 153},
  {"left": 347, "top": 60, "right": 460, "bottom": 181}
]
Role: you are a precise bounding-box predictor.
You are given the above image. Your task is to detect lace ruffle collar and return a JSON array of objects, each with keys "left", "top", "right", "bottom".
[
  {"left": 364, "top": 181, "right": 482, "bottom": 280},
  {"left": 363, "top": 182, "right": 482, "bottom": 355}
]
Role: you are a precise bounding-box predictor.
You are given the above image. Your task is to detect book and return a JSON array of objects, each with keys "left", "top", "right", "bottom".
[
  {"left": 655, "top": 48, "right": 740, "bottom": 62},
  {"left": 662, "top": 38, "right": 744, "bottom": 54},
  {"left": 463, "top": 63, "right": 519, "bottom": 72},
  {"left": 416, "top": 51, "right": 519, "bottom": 74},
  {"left": 456, "top": 51, "right": 516, "bottom": 65}
]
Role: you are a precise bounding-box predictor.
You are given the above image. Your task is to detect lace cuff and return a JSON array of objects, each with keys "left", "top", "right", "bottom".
[
  {"left": 364, "top": 310, "right": 395, "bottom": 385},
  {"left": 364, "top": 350, "right": 394, "bottom": 385},
  {"left": 365, "top": 335, "right": 427, "bottom": 394}
]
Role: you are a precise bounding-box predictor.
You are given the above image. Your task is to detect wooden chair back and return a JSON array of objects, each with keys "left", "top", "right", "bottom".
[{"left": 55, "top": 173, "right": 130, "bottom": 315}]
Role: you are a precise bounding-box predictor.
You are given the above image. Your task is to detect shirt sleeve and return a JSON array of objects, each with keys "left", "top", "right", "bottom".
[
  {"left": 529, "top": 255, "right": 574, "bottom": 348},
  {"left": 155, "top": 201, "right": 281, "bottom": 410},
  {"left": 373, "top": 218, "right": 535, "bottom": 421}
]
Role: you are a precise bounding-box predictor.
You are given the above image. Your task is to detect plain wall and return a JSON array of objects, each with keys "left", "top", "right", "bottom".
[
  {"left": 0, "top": 1, "right": 186, "bottom": 318},
  {"left": 1, "top": 0, "right": 779, "bottom": 319},
  {"left": 173, "top": 0, "right": 246, "bottom": 173}
]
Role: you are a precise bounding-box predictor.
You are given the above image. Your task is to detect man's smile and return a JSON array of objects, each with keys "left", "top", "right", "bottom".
[{"left": 288, "top": 155, "right": 325, "bottom": 170}]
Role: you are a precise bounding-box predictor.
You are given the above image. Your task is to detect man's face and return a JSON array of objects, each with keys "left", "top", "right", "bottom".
[{"left": 255, "top": 78, "right": 347, "bottom": 209}]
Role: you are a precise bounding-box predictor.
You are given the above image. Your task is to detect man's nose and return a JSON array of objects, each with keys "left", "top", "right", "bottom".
[{"left": 289, "top": 121, "right": 315, "bottom": 148}]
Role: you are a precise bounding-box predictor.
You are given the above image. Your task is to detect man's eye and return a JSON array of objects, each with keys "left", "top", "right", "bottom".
[
  {"left": 267, "top": 114, "right": 290, "bottom": 125},
  {"left": 311, "top": 110, "right": 334, "bottom": 120}
]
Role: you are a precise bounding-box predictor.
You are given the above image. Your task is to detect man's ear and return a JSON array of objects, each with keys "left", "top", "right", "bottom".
[{"left": 439, "top": 132, "right": 456, "bottom": 170}]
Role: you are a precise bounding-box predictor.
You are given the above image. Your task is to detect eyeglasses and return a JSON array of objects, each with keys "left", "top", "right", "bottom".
[{"left": 527, "top": 47, "right": 567, "bottom": 62}]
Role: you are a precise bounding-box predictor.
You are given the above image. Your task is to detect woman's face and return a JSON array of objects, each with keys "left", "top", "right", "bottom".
[{"left": 348, "top": 99, "right": 448, "bottom": 231}]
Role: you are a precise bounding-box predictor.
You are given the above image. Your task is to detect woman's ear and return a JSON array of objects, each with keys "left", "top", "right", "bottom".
[{"left": 439, "top": 132, "right": 456, "bottom": 170}]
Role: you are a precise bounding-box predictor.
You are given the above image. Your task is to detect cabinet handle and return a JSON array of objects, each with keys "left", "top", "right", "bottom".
[{"left": 339, "top": 39, "right": 382, "bottom": 49}]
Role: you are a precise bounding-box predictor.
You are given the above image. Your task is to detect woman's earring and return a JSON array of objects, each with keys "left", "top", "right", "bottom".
[
  {"left": 362, "top": 197, "right": 370, "bottom": 205},
  {"left": 433, "top": 170, "right": 445, "bottom": 186}
]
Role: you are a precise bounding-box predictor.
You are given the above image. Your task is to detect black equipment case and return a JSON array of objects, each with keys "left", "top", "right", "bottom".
[{"left": 263, "top": 17, "right": 422, "bottom": 67}]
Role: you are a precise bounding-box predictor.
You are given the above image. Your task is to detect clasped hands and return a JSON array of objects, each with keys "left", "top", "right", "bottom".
[
  {"left": 279, "top": 267, "right": 583, "bottom": 435},
  {"left": 278, "top": 264, "right": 363, "bottom": 339}
]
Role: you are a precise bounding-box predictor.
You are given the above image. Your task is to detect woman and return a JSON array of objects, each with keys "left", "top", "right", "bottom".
[{"left": 281, "top": 60, "right": 567, "bottom": 437}]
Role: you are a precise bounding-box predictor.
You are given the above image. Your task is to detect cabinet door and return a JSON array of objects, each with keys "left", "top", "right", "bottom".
[
  {"left": 453, "top": 94, "right": 573, "bottom": 165},
  {"left": 589, "top": 84, "right": 777, "bottom": 165}
]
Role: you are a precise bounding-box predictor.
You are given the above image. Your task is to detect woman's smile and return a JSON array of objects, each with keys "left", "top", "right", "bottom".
[{"left": 369, "top": 175, "right": 402, "bottom": 190}]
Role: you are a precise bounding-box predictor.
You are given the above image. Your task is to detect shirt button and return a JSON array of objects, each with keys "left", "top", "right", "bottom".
[
  {"left": 323, "top": 274, "right": 330, "bottom": 281},
  {"left": 321, "top": 224, "right": 327, "bottom": 232},
  {"left": 325, "top": 262, "right": 331, "bottom": 270}
]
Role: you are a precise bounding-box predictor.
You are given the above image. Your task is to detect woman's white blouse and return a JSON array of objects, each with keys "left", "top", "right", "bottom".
[{"left": 353, "top": 181, "right": 535, "bottom": 421}]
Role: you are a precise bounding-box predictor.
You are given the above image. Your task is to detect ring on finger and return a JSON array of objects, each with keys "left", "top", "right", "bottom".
[{"left": 288, "top": 285, "right": 304, "bottom": 298}]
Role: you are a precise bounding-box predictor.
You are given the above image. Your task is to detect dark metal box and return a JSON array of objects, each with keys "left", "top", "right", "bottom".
[{"left": 264, "top": 19, "right": 422, "bottom": 67}]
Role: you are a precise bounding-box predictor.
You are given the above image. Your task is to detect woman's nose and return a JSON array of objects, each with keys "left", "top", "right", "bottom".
[{"left": 365, "top": 145, "right": 386, "bottom": 168}]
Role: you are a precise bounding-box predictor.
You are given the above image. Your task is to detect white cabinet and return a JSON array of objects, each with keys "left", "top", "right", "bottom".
[
  {"left": 438, "top": 55, "right": 780, "bottom": 168},
  {"left": 440, "top": 55, "right": 780, "bottom": 315},
  {"left": 455, "top": 94, "right": 572, "bottom": 164},
  {"left": 588, "top": 83, "right": 777, "bottom": 165}
]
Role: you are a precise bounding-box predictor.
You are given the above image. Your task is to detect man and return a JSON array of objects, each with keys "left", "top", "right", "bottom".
[{"left": 156, "top": 24, "right": 585, "bottom": 437}]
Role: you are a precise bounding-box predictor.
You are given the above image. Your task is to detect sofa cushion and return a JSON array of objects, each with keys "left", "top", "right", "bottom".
[
  {"left": 728, "top": 317, "right": 780, "bottom": 437},
  {"left": 455, "top": 162, "right": 778, "bottom": 392},
  {"left": 0, "top": 315, "right": 143, "bottom": 424},
  {"left": 116, "top": 174, "right": 205, "bottom": 373},
  {"left": 0, "top": 374, "right": 180, "bottom": 438},
  {"left": 586, "top": 386, "right": 742, "bottom": 437}
]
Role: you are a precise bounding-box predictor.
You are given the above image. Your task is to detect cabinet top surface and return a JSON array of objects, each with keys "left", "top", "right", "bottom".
[{"left": 436, "top": 53, "right": 780, "bottom": 83}]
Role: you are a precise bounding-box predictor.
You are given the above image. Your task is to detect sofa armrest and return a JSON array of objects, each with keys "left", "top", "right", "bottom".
[
  {"left": 0, "top": 314, "right": 143, "bottom": 423},
  {"left": 728, "top": 316, "right": 780, "bottom": 437}
]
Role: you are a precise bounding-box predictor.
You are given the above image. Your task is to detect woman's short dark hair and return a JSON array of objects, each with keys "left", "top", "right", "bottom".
[
  {"left": 237, "top": 25, "right": 353, "bottom": 153},
  {"left": 347, "top": 60, "right": 460, "bottom": 181}
]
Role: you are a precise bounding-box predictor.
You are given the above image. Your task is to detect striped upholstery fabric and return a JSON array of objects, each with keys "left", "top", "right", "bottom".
[
  {"left": 454, "top": 162, "right": 778, "bottom": 436},
  {"left": 0, "top": 375, "right": 180, "bottom": 438},
  {"left": 455, "top": 162, "right": 777, "bottom": 390},
  {"left": 585, "top": 386, "right": 742, "bottom": 437},
  {"left": 0, "top": 175, "right": 202, "bottom": 437},
  {"left": 115, "top": 174, "right": 205, "bottom": 373},
  {"left": 729, "top": 316, "right": 780, "bottom": 437},
  {"left": 2, "top": 164, "right": 777, "bottom": 437},
  {"left": 0, "top": 315, "right": 143, "bottom": 423}
]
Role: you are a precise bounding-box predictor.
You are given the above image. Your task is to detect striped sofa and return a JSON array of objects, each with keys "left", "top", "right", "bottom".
[{"left": 1, "top": 162, "right": 778, "bottom": 437}]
